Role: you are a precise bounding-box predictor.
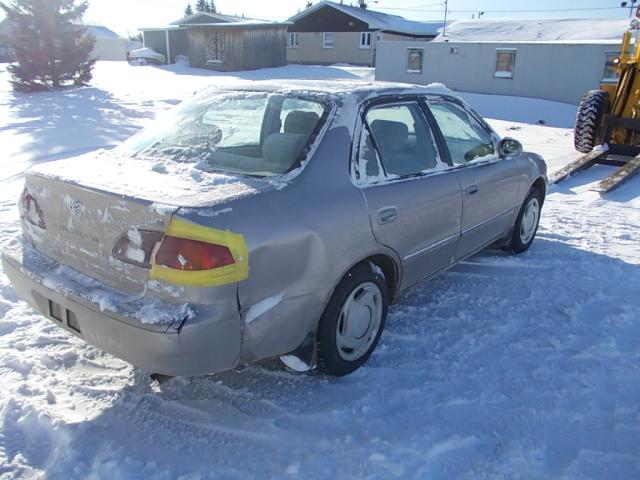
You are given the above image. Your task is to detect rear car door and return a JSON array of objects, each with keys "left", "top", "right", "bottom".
[
  {"left": 426, "top": 97, "right": 522, "bottom": 259},
  {"left": 355, "top": 99, "right": 462, "bottom": 289}
]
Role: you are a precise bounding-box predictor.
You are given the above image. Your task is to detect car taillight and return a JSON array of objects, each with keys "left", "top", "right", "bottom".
[
  {"left": 155, "top": 236, "right": 235, "bottom": 271},
  {"left": 148, "top": 218, "right": 249, "bottom": 287},
  {"left": 111, "top": 230, "right": 164, "bottom": 268},
  {"left": 20, "top": 189, "right": 46, "bottom": 230}
]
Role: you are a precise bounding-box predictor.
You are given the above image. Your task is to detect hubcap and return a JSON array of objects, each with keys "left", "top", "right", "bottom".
[
  {"left": 336, "top": 282, "right": 383, "bottom": 361},
  {"left": 520, "top": 197, "right": 540, "bottom": 245}
]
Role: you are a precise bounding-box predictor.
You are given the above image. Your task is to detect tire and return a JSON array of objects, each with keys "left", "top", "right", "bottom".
[
  {"left": 317, "top": 263, "right": 388, "bottom": 376},
  {"left": 574, "top": 90, "right": 610, "bottom": 154},
  {"left": 504, "top": 188, "right": 543, "bottom": 254}
]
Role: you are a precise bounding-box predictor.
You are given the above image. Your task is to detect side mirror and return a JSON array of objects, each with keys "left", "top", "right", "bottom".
[{"left": 499, "top": 137, "right": 523, "bottom": 158}]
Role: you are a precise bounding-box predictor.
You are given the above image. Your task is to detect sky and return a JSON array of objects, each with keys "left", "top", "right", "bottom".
[{"left": 0, "top": 0, "right": 635, "bottom": 38}]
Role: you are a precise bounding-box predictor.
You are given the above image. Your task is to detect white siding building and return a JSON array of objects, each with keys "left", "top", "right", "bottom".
[
  {"left": 87, "top": 26, "right": 129, "bottom": 61},
  {"left": 375, "top": 19, "right": 630, "bottom": 105}
]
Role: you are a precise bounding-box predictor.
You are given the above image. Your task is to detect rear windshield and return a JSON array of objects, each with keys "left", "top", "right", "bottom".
[{"left": 120, "top": 92, "right": 330, "bottom": 177}]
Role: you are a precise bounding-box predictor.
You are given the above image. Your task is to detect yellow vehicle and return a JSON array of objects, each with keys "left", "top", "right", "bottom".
[{"left": 553, "top": 21, "right": 640, "bottom": 192}]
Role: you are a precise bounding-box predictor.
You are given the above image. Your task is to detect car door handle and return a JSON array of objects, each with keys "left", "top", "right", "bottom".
[
  {"left": 464, "top": 184, "right": 479, "bottom": 196},
  {"left": 377, "top": 206, "right": 398, "bottom": 225}
]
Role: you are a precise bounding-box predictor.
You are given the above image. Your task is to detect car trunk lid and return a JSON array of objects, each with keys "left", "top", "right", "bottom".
[{"left": 21, "top": 150, "right": 267, "bottom": 293}]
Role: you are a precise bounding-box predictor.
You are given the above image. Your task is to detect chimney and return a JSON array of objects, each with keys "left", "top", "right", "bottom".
[{"left": 359, "top": 0, "right": 367, "bottom": 8}]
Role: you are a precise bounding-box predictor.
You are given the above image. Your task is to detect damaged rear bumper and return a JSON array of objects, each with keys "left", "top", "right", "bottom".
[{"left": 1, "top": 241, "right": 241, "bottom": 377}]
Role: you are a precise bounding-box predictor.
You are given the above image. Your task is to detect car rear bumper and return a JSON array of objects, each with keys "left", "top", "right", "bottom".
[{"left": 1, "top": 242, "right": 241, "bottom": 377}]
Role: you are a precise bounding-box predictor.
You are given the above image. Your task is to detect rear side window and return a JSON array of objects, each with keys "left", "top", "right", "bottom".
[
  {"left": 428, "top": 100, "right": 496, "bottom": 164},
  {"left": 358, "top": 102, "right": 441, "bottom": 181}
]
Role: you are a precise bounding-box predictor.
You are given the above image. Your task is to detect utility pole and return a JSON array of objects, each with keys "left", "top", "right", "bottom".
[
  {"left": 443, "top": 0, "right": 448, "bottom": 37},
  {"left": 622, "top": 1, "right": 638, "bottom": 18}
]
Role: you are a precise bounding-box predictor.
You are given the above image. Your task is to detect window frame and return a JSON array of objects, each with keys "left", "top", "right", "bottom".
[
  {"left": 206, "top": 31, "right": 226, "bottom": 64},
  {"left": 494, "top": 48, "right": 516, "bottom": 79},
  {"left": 323, "top": 32, "right": 334, "bottom": 49},
  {"left": 602, "top": 51, "right": 619, "bottom": 84},
  {"left": 407, "top": 48, "right": 424, "bottom": 74},
  {"left": 352, "top": 95, "right": 452, "bottom": 187},
  {"left": 360, "top": 32, "right": 372, "bottom": 49},
  {"left": 288, "top": 32, "right": 299, "bottom": 49}
]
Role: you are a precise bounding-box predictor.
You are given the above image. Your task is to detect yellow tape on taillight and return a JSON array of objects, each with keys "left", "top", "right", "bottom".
[{"left": 149, "top": 218, "right": 249, "bottom": 287}]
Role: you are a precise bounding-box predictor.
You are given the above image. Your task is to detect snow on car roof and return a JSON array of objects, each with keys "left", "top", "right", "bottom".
[{"left": 196, "top": 79, "right": 456, "bottom": 100}]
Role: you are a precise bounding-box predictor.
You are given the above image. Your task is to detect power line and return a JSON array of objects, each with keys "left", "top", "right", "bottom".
[{"left": 376, "top": 5, "right": 624, "bottom": 13}]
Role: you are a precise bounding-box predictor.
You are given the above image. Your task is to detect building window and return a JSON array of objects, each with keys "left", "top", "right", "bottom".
[
  {"left": 376, "top": 33, "right": 383, "bottom": 42},
  {"left": 0, "top": 45, "right": 7, "bottom": 57},
  {"left": 323, "top": 32, "right": 334, "bottom": 49},
  {"left": 288, "top": 32, "right": 299, "bottom": 48},
  {"left": 360, "top": 32, "right": 372, "bottom": 49},
  {"left": 206, "top": 31, "right": 225, "bottom": 63},
  {"left": 602, "top": 52, "right": 619, "bottom": 83},
  {"left": 407, "top": 48, "right": 423, "bottom": 74},
  {"left": 494, "top": 49, "right": 516, "bottom": 78}
]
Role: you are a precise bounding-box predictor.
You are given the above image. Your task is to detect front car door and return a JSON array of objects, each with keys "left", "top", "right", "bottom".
[
  {"left": 354, "top": 98, "right": 463, "bottom": 289},
  {"left": 426, "top": 97, "right": 523, "bottom": 259}
]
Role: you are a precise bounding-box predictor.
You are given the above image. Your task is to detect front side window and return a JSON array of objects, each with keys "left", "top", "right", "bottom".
[
  {"left": 289, "top": 32, "right": 299, "bottom": 48},
  {"left": 360, "top": 32, "right": 372, "bottom": 49},
  {"left": 323, "top": 32, "right": 334, "bottom": 49},
  {"left": 494, "top": 49, "right": 516, "bottom": 78},
  {"left": 120, "top": 92, "right": 328, "bottom": 177},
  {"left": 407, "top": 48, "right": 423, "bottom": 74},
  {"left": 206, "top": 31, "right": 225, "bottom": 63},
  {"left": 602, "top": 52, "right": 619, "bottom": 83},
  {"left": 428, "top": 100, "right": 496, "bottom": 164},
  {"left": 357, "top": 102, "right": 442, "bottom": 181}
]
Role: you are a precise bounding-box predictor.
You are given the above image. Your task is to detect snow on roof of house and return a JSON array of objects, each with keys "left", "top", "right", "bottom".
[
  {"left": 170, "top": 12, "right": 258, "bottom": 26},
  {"left": 288, "top": 1, "right": 442, "bottom": 36},
  {"left": 86, "top": 26, "right": 122, "bottom": 39},
  {"left": 434, "top": 18, "right": 631, "bottom": 43}
]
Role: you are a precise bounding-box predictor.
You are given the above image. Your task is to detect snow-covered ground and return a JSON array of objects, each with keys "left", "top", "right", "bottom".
[{"left": 0, "top": 62, "right": 639, "bottom": 479}]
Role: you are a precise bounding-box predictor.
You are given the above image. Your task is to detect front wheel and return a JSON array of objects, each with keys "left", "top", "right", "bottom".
[
  {"left": 504, "top": 188, "right": 543, "bottom": 254},
  {"left": 317, "top": 263, "right": 388, "bottom": 376}
]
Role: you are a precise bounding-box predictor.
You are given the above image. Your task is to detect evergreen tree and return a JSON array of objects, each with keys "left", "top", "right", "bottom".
[
  {"left": 184, "top": 3, "right": 193, "bottom": 16},
  {"left": 195, "top": 0, "right": 209, "bottom": 12},
  {"left": 208, "top": 1, "right": 217, "bottom": 13},
  {"left": 0, "top": 0, "right": 95, "bottom": 92}
]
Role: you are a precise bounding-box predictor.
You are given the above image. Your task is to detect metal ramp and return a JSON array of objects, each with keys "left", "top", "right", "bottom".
[{"left": 551, "top": 115, "right": 640, "bottom": 193}]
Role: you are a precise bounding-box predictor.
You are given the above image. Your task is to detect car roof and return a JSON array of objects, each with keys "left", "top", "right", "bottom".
[{"left": 197, "top": 79, "right": 456, "bottom": 101}]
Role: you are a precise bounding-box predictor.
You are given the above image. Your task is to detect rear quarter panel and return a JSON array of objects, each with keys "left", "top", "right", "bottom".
[{"left": 178, "top": 125, "right": 387, "bottom": 363}]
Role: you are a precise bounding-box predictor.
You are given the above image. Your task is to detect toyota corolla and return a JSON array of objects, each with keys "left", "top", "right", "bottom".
[{"left": 1, "top": 81, "right": 547, "bottom": 377}]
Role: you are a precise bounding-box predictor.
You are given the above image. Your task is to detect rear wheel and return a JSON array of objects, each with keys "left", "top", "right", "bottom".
[
  {"left": 574, "top": 90, "right": 610, "bottom": 154},
  {"left": 317, "top": 263, "right": 388, "bottom": 377}
]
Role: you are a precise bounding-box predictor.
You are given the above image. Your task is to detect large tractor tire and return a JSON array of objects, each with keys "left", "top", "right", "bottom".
[{"left": 574, "top": 90, "right": 611, "bottom": 154}]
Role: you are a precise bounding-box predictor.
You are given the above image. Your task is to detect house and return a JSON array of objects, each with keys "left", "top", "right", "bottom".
[
  {"left": 0, "top": 17, "right": 11, "bottom": 62},
  {"left": 286, "top": 0, "right": 441, "bottom": 66},
  {"left": 87, "top": 26, "right": 129, "bottom": 61},
  {"left": 375, "top": 18, "right": 630, "bottom": 104},
  {"left": 139, "top": 12, "right": 289, "bottom": 71},
  {"left": 0, "top": 20, "right": 129, "bottom": 62}
]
